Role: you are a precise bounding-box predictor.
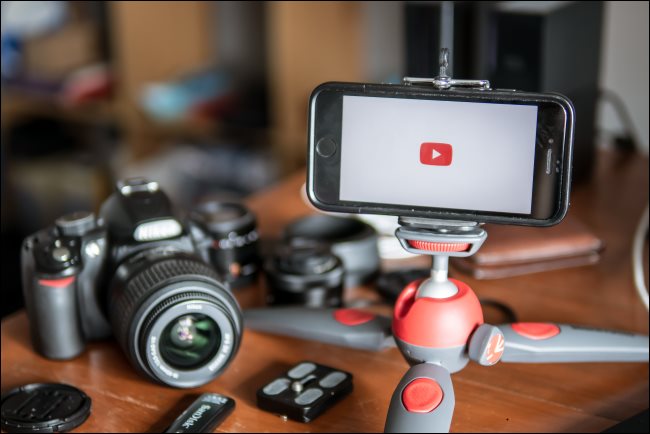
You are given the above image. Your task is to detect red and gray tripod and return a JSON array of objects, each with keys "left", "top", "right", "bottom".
[{"left": 383, "top": 217, "right": 648, "bottom": 432}]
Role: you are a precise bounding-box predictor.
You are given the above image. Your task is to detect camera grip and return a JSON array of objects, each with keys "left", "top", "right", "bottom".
[{"left": 24, "top": 274, "right": 85, "bottom": 360}]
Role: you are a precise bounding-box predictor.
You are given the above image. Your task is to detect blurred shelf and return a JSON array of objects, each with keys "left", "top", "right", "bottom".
[
  {"left": 142, "top": 116, "right": 221, "bottom": 142},
  {"left": 1, "top": 89, "right": 116, "bottom": 128},
  {"left": 2, "top": 2, "right": 367, "bottom": 167},
  {"left": 1, "top": 87, "right": 238, "bottom": 147}
]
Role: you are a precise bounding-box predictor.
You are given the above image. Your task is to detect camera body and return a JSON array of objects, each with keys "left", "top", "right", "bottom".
[{"left": 21, "top": 178, "right": 243, "bottom": 388}]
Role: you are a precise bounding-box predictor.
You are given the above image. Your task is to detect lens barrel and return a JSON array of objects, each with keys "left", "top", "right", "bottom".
[
  {"left": 108, "top": 249, "right": 242, "bottom": 388},
  {"left": 192, "top": 201, "right": 259, "bottom": 288},
  {"left": 264, "top": 242, "right": 344, "bottom": 308},
  {"left": 283, "top": 215, "right": 379, "bottom": 287}
]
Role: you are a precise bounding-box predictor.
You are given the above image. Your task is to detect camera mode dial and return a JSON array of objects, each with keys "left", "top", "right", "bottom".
[{"left": 56, "top": 212, "right": 96, "bottom": 237}]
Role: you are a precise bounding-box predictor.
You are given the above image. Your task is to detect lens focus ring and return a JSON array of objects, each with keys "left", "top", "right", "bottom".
[
  {"left": 108, "top": 254, "right": 242, "bottom": 386},
  {"left": 110, "top": 257, "right": 221, "bottom": 347}
]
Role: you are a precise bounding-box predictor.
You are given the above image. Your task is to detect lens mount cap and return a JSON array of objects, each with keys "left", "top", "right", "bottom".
[{"left": 1, "top": 383, "right": 91, "bottom": 433}]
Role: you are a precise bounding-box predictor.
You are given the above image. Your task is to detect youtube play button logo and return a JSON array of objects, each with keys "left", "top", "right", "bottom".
[{"left": 420, "top": 143, "right": 453, "bottom": 166}]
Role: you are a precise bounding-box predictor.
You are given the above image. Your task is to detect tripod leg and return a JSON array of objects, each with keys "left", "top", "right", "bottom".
[
  {"left": 244, "top": 307, "right": 394, "bottom": 351},
  {"left": 384, "top": 363, "right": 455, "bottom": 433},
  {"left": 500, "top": 323, "right": 649, "bottom": 363}
]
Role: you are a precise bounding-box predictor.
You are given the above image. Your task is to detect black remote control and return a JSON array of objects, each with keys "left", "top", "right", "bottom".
[
  {"left": 257, "top": 361, "right": 353, "bottom": 423},
  {"left": 163, "top": 393, "right": 235, "bottom": 433}
]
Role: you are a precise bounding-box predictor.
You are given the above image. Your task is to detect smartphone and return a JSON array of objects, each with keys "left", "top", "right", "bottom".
[{"left": 307, "top": 82, "right": 574, "bottom": 226}]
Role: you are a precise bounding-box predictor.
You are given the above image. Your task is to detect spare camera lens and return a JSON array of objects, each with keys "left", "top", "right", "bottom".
[
  {"left": 192, "top": 201, "right": 259, "bottom": 288},
  {"left": 265, "top": 242, "right": 344, "bottom": 308},
  {"left": 108, "top": 248, "right": 242, "bottom": 388},
  {"left": 283, "top": 215, "right": 380, "bottom": 288}
]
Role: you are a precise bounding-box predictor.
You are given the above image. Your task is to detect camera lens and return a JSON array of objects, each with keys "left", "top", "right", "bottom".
[
  {"left": 191, "top": 201, "right": 259, "bottom": 288},
  {"left": 159, "top": 314, "right": 220, "bottom": 370},
  {"left": 283, "top": 215, "right": 380, "bottom": 287},
  {"left": 264, "top": 242, "right": 344, "bottom": 308},
  {"left": 108, "top": 249, "right": 242, "bottom": 388}
]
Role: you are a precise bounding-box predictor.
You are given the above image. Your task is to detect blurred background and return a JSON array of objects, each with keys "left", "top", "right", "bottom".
[{"left": 1, "top": 1, "right": 648, "bottom": 317}]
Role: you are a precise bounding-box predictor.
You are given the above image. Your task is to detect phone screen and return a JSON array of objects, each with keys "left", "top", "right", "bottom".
[{"left": 339, "top": 95, "right": 539, "bottom": 214}]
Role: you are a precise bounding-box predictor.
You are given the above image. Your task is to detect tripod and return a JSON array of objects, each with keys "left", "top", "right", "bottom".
[{"left": 383, "top": 217, "right": 648, "bottom": 432}]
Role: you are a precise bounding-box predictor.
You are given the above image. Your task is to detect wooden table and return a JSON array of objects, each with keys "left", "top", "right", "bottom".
[{"left": 2, "top": 149, "right": 648, "bottom": 432}]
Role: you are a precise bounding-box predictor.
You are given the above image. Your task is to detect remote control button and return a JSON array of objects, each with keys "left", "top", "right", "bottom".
[
  {"left": 52, "top": 246, "right": 71, "bottom": 262},
  {"left": 319, "top": 371, "right": 347, "bottom": 388},
  {"left": 262, "top": 378, "right": 290, "bottom": 396},
  {"left": 294, "top": 388, "right": 323, "bottom": 406},
  {"left": 511, "top": 322, "right": 560, "bottom": 340},
  {"left": 333, "top": 309, "right": 375, "bottom": 326},
  {"left": 288, "top": 362, "right": 316, "bottom": 379},
  {"left": 401, "top": 378, "right": 443, "bottom": 413},
  {"left": 316, "top": 138, "right": 337, "bottom": 158}
]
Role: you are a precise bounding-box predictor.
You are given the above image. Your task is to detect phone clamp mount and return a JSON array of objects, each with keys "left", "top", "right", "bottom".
[
  {"left": 403, "top": 48, "right": 490, "bottom": 90},
  {"left": 244, "top": 49, "right": 648, "bottom": 433}
]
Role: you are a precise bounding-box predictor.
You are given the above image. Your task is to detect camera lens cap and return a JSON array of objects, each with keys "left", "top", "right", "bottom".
[{"left": 1, "top": 383, "right": 91, "bottom": 433}]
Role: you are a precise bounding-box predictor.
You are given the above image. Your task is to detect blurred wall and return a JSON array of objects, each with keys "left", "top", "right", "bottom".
[
  {"left": 364, "top": 1, "right": 405, "bottom": 82},
  {"left": 214, "top": 1, "right": 266, "bottom": 82},
  {"left": 598, "top": 1, "right": 649, "bottom": 154}
]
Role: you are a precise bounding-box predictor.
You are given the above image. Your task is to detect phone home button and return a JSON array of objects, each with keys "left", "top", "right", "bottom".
[{"left": 316, "top": 138, "right": 337, "bottom": 158}]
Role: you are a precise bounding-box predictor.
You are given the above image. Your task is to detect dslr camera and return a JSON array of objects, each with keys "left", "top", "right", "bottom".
[{"left": 21, "top": 178, "right": 248, "bottom": 388}]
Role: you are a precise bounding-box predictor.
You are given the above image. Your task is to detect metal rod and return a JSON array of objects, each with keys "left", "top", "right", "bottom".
[
  {"left": 440, "top": 1, "right": 454, "bottom": 76},
  {"left": 432, "top": 255, "right": 450, "bottom": 283}
]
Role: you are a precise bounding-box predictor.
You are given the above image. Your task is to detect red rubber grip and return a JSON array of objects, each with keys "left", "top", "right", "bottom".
[
  {"left": 333, "top": 309, "right": 375, "bottom": 326},
  {"left": 407, "top": 240, "right": 470, "bottom": 252},
  {"left": 511, "top": 322, "right": 560, "bottom": 340},
  {"left": 38, "top": 276, "right": 76, "bottom": 288},
  {"left": 402, "top": 378, "right": 444, "bottom": 413}
]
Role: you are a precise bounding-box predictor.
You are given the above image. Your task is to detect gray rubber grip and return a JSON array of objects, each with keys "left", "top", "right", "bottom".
[
  {"left": 384, "top": 363, "right": 455, "bottom": 433},
  {"left": 21, "top": 239, "right": 85, "bottom": 360},
  {"left": 243, "top": 307, "right": 394, "bottom": 351},
  {"left": 500, "top": 323, "right": 649, "bottom": 363},
  {"left": 30, "top": 278, "right": 85, "bottom": 359}
]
